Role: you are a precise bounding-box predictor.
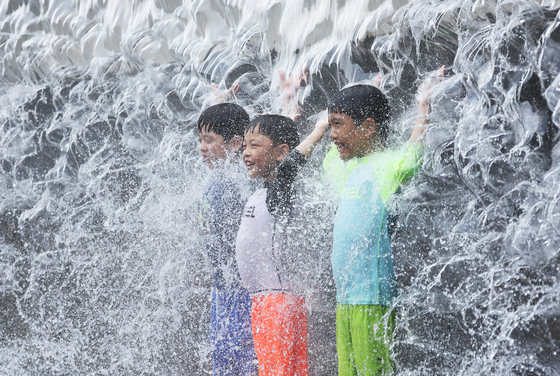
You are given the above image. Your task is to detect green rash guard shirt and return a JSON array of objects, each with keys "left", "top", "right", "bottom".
[{"left": 323, "top": 142, "right": 423, "bottom": 305}]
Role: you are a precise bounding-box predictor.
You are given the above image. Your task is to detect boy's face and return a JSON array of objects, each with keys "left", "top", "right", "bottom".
[
  {"left": 329, "top": 112, "right": 376, "bottom": 161},
  {"left": 198, "top": 127, "right": 240, "bottom": 168},
  {"left": 242, "top": 128, "right": 286, "bottom": 180}
]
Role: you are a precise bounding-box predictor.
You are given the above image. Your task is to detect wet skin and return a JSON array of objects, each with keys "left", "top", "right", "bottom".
[
  {"left": 242, "top": 129, "right": 287, "bottom": 181},
  {"left": 198, "top": 127, "right": 240, "bottom": 168},
  {"left": 329, "top": 112, "right": 378, "bottom": 161}
]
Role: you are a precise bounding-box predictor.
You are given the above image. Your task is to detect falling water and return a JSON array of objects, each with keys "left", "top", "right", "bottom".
[{"left": 1, "top": 0, "right": 560, "bottom": 374}]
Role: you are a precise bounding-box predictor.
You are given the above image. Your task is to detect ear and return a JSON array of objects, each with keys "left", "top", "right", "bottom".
[
  {"left": 274, "top": 144, "right": 290, "bottom": 161},
  {"left": 361, "top": 118, "right": 377, "bottom": 138},
  {"left": 226, "top": 135, "right": 243, "bottom": 153}
]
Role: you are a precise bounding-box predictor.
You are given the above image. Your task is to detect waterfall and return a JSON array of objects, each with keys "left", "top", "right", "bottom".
[{"left": 1, "top": 0, "right": 559, "bottom": 374}]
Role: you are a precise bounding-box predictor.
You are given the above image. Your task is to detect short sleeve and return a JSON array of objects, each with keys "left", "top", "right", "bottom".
[
  {"left": 266, "top": 149, "right": 307, "bottom": 216},
  {"left": 377, "top": 141, "right": 424, "bottom": 202},
  {"left": 322, "top": 143, "right": 359, "bottom": 194}
]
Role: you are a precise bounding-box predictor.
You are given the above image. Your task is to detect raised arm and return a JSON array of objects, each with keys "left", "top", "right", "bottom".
[
  {"left": 410, "top": 65, "right": 446, "bottom": 141},
  {"left": 295, "top": 117, "right": 329, "bottom": 157},
  {"left": 278, "top": 68, "right": 330, "bottom": 157}
]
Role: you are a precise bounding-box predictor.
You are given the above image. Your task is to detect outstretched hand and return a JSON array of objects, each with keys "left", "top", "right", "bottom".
[
  {"left": 210, "top": 82, "right": 240, "bottom": 105},
  {"left": 372, "top": 75, "right": 382, "bottom": 88},
  {"left": 279, "top": 67, "right": 308, "bottom": 121},
  {"left": 280, "top": 67, "right": 307, "bottom": 90},
  {"left": 417, "top": 65, "right": 446, "bottom": 108},
  {"left": 411, "top": 65, "right": 446, "bottom": 140},
  {"left": 296, "top": 113, "right": 330, "bottom": 157}
]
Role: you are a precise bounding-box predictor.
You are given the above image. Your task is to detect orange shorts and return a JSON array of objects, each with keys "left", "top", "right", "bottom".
[{"left": 251, "top": 293, "right": 308, "bottom": 376}]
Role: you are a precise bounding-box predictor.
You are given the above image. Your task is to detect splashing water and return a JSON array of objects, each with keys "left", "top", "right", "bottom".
[{"left": 1, "top": 0, "right": 560, "bottom": 374}]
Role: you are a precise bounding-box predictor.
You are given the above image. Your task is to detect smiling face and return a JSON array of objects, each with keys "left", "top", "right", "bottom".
[
  {"left": 198, "top": 127, "right": 240, "bottom": 168},
  {"left": 329, "top": 111, "right": 378, "bottom": 161},
  {"left": 242, "top": 128, "right": 286, "bottom": 181}
]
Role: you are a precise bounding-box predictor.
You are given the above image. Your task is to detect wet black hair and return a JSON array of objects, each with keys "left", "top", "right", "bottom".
[
  {"left": 328, "top": 84, "right": 391, "bottom": 142},
  {"left": 245, "top": 114, "right": 300, "bottom": 150},
  {"left": 197, "top": 103, "right": 250, "bottom": 142}
]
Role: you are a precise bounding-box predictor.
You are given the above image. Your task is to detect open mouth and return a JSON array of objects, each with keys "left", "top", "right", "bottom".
[
  {"left": 245, "top": 160, "right": 255, "bottom": 170},
  {"left": 335, "top": 142, "right": 346, "bottom": 154}
]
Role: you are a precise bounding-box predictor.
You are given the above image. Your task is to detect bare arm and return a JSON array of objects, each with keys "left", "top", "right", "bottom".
[
  {"left": 296, "top": 118, "right": 329, "bottom": 157},
  {"left": 410, "top": 65, "right": 446, "bottom": 141},
  {"left": 277, "top": 68, "right": 329, "bottom": 157}
]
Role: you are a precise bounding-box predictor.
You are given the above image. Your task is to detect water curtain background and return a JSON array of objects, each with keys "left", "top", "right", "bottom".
[{"left": 1, "top": 0, "right": 560, "bottom": 374}]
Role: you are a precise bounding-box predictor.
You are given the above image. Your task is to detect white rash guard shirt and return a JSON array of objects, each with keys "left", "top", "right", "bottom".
[{"left": 235, "top": 150, "right": 307, "bottom": 297}]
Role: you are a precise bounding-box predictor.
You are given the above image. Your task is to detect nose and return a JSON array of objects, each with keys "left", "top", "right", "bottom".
[
  {"left": 329, "top": 128, "right": 336, "bottom": 140},
  {"left": 199, "top": 141, "right": 207, "bottom": 153}
]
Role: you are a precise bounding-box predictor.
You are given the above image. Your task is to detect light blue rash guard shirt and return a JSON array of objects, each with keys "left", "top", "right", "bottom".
[{"left": 324, "top": 142, "right": 423, "bottom": 305}]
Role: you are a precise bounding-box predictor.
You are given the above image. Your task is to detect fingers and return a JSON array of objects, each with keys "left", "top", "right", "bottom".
[
  {"left": 313, "top": 118, "right": 330, "bottom": 135},
  {"left": 278, "top": 69, "right": 286, "bottom": 83},
  {"left": 300, "top": 64, "right": 309, "bottom": 85},
  {"left": 416, "top": 65, "right": 448, "bottom": 109},
  {"left": 293, "top": 74, "right": 301, "bottom": 90},
  {"left": 229, "top": 82, "right": 240, "bottom": 94},
  {"left": 317, "top": 118, "right": 329, "bottom": 128},
  {"left": 434, "top": 65, "right": 446, "bottom": 84},
  {"left": 279, "top": 67, "right": 308, "bottom": 91},
  {"left": 279, "top": 69, "right": 296, "bottom": 92},
  {"left": 422, "top": 65, "right": 446, "bottom": 91},
  {"left": 210, "top": 81, "right": 239, "bottom": 104}
]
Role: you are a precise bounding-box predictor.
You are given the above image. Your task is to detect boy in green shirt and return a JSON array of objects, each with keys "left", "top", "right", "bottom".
[{"left": 323, "top": 67, "right": 445, "bottom": 375}]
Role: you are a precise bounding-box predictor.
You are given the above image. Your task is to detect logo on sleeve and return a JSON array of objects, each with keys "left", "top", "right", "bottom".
[{"left": 244, "top": 206, "right": 256, "bottom": 218}]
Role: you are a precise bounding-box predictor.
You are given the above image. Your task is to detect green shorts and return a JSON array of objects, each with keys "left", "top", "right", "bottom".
[{"left": 336, "top": 304, "right": 395, "bottom": 376}]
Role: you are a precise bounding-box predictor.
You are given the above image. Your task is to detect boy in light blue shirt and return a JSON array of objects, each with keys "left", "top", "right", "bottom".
[{"left": 323, "top": 67, "right": 445, "bottom": 375}]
